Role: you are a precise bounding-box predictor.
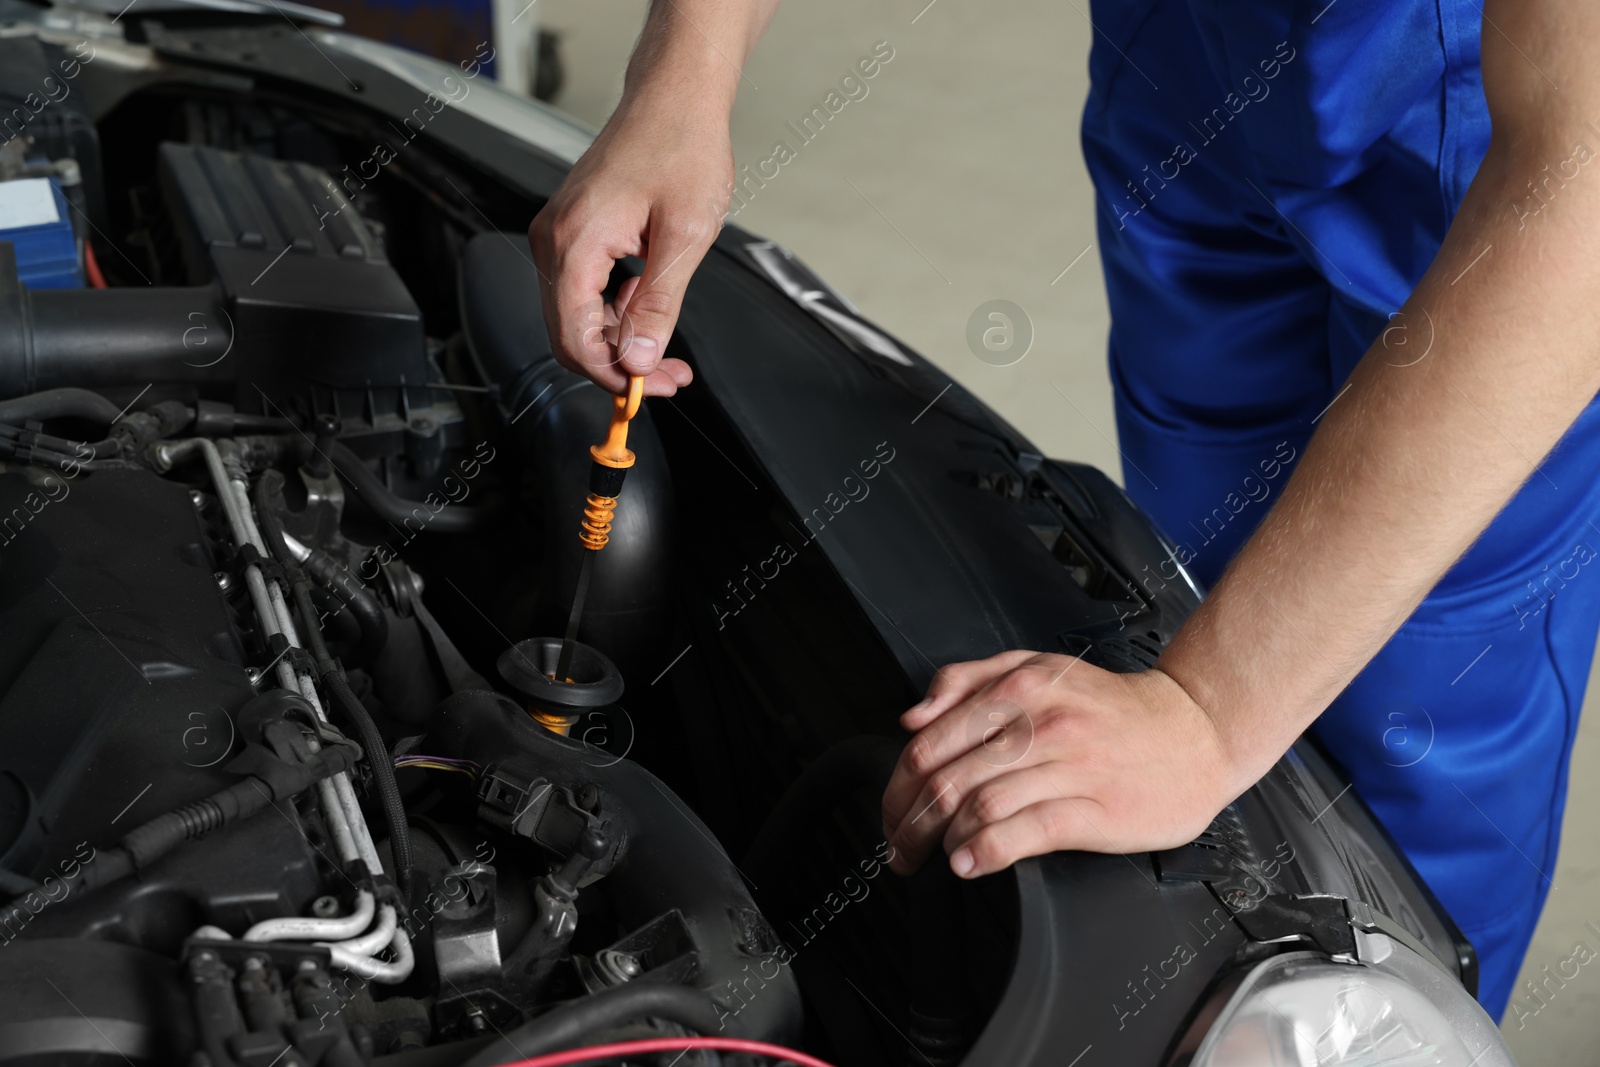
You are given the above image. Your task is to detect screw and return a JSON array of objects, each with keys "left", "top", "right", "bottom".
[
  {"left": 214, "top": 571, "right": 232, "bottom": 592},
  {"left": 616, "top": 953, "right": 640, "bottom": 977},
  {"left": 311, "top": 895, "right": 341, "bottom": 918}
]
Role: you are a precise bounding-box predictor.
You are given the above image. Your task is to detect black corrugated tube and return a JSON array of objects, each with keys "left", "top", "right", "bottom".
[{"left": 322, "top": 668, "right": 413, "bottom": 900}]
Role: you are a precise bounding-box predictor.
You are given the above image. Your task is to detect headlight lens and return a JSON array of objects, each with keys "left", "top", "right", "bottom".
[{"left": 1191, "top": 940, "right": 1514, "bottom": 1066}]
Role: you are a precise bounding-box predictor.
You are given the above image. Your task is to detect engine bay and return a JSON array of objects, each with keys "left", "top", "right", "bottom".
[
  {"left": 0, "top": 16, "right": 1508, "bottom": 1067},
  {"left": 0, "top": 53, "right": 1004, "bottom": 1064}
]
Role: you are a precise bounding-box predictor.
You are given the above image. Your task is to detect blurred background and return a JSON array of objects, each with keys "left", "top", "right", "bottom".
[{"left": 397, "top": 0, "right": 1600, "bottom": 1060}]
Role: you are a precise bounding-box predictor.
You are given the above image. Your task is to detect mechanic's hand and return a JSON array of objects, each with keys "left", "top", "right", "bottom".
[
  {"left": 529, "top": 95, "right": 731, "bottom": 397},
  {"left": 881, "top": 651, "right": 1247, "bottom": 879}
]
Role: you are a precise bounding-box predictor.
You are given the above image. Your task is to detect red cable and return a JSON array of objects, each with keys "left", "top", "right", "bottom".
[
  {"left": 83, "top": 241, "right": 107, "bottom": 288},
  {"left": 491, "top": 1036, "right": 839, "bottom": 1067}
]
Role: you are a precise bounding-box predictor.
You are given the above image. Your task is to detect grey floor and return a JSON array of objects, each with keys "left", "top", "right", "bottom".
[{"left": 534, "top": 1, "right": 1600, "bottom": 1061}]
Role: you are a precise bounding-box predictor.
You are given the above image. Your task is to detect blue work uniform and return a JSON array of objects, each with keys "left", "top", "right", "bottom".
[{"left": 1083, "top": 0, "right": 1600, "bottom": 1021}]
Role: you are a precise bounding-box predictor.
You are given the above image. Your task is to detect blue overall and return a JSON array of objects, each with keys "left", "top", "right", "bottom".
[{"left": 1083, "top": 0, "right": 1600, "bottom": 1020}]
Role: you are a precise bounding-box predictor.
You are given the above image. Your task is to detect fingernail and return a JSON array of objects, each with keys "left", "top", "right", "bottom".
[
  {"left": 908, "top": 697, "right": 931, "bottom": 715},
  {"left": 950, "top": 848, "right": 975, "bottom": 877},
  {"left": 619, "top": 334, "right": 658, "bottom": 369}
]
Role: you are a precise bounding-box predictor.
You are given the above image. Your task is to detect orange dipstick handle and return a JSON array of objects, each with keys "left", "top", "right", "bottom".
[{"left": 591, "top": 375, "right": 644, "bottom": 469}]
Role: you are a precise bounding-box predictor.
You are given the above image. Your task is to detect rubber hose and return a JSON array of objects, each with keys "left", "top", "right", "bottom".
[
  {"left": 0, "top": 423, "right": 118, "bottom": 457},
  {"left": 329, "top": 440, "right": 491, "bottom": 534},
  {"left": 191, "top": 409, "right": 296, "bottom": 436},
  {"left": 462, "top": 983, "right": 726, "bottom": 1067},
  {"left": 0, "top": 438, "right": 122, "bottom": 473},
  {"left": 323, "top": 669, "right": 413, "bottom": 899},
  {"left": 300, "top": 549, "right": 389, "bottom": 666},
  {"left": 0, "top": 387, "right": 122, "bottom": 426}
]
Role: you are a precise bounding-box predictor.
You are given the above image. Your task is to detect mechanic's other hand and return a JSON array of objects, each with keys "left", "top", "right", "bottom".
[
  {"left": 881, "top": 652, "right": 1247, "bottom": 879},
  {"left": 529, "top": 95, "right": 731, "bottom": 397}
]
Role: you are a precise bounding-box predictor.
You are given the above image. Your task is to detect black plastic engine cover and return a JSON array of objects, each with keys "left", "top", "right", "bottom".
[{"left": 0, "top": 468, "right": 321, "bottom": 947}]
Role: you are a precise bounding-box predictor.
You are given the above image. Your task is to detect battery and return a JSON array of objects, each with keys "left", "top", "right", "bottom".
[{"left": 0, "top": 177, "right": 81, "bottom": 289}]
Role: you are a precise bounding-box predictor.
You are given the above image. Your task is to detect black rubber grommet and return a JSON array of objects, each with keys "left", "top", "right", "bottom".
[{"left": 496, "top": 637, "right": 625, "bottom": 711}]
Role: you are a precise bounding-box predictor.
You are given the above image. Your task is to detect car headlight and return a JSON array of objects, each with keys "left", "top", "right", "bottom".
[{"left": 1189, "top": 938, "right": 1514, "bottom": 1066}]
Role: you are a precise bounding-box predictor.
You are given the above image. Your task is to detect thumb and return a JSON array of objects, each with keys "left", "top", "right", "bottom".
[{"left": 616, "top": 211, "right": 712, "bottom": 374}]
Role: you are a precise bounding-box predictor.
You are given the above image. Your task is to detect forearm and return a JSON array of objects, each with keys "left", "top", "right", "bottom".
[
  {"left": 1159, "top": 122, "right": 1600, "bottom": 783},
  {"left": 619, "top": 0, "right": 782, "bottom": 119}
]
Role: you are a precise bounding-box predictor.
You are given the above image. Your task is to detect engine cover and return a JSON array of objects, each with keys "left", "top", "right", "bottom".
[{"left": 0, "top": 468, "right": 320, "bottom": 947}]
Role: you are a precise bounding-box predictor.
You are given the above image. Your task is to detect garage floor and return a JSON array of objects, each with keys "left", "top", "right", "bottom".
[{"left": 534, "top": 0, "right": 1600, "bottom": 1060}]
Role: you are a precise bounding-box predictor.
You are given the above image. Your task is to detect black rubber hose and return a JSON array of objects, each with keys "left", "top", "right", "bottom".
[
  {"left": 0, "top": 386, "right": 121, "bottom": 425},
  {"left": 299, "top": 550, "right": 389, "bottom": 667},
  {"left": 0, "top": 437, "right": 125, "bottom": 473},
  {"left": 323, "top": 669, "right": 413, "bottom": 900},
  {"left": 462, "top": 983, "right": 725, "bottom": 1067},
  {"left": 328, "top": 440, "right": 492, "bottom": 534},
  {"left": 191, "top": 408, "right": 296, "bottom": 436},
  {"left": 0, "top": 423, "right": 118, "bottom": 457}
]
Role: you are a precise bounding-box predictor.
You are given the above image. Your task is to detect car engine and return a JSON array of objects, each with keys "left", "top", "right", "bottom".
[{"left": 0, "top": 132, "right": 805, "bottom": 1065}]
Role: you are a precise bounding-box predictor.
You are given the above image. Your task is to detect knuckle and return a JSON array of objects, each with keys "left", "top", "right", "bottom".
[
  {"left": 1032, "top": 708, "right": 1077, "bottom": 746},
  {"left": 624, "top": 287, "right": 678, "bottom": 324},
  {"left": 546, "top": 205, "right": 588, "bottom": 249},
  {"left": 970, "top": 785, "right": 1011, "bottom": 825},
  {"left": 987, "top": 669, "right": 1034, "bottom": 705},
  {"left": 1035, "top": 801, "right": 1077, "bottom": 846},
  {"left": 659, "top": 212, "right": 710, "bottom": 245},
  {"left": 926, "top": 775, "right": 963, "bottom": 819},
  {"left": 528, "top": 211, "right": 553, "bottom": 245},
  {"left": 904, "top": 734, "right": 942, "bottom": 777}
]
